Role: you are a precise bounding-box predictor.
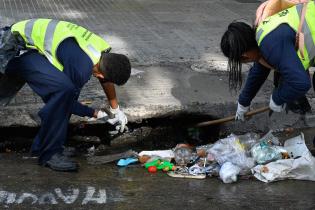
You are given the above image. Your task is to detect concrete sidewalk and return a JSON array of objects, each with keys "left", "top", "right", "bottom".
[{"left": 0, "top": 0, "right": 314, "bottom": 131}]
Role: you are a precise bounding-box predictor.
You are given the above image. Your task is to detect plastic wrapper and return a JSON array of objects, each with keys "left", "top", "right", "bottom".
[
  {"left": 238, "top": 132, "right": 260, "bottom": 153},
  {"left": 258, "top": 130, "right": 280, "bottom": 145},
  {"left": 204, "top": 163, "right": 220, "bottom": 177},
  {"left": 138, "top": 150, "right": 174, "bottom": 161},
  {"left": 207, "top": 134, "right": 255, "bottom": 170}
]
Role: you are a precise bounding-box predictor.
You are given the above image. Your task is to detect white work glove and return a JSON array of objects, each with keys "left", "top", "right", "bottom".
[
  {"left": 107, "top": 105, "right": 128, "bottom": 133},
  {"left": 235, "top": 102, "right": 249, "bottom": 121},
  {"left": 87, "top": 110, "right": 108, "bottom": 122},
  {"left": 269, "top": 95, "right": 286, "bottom": 112}
]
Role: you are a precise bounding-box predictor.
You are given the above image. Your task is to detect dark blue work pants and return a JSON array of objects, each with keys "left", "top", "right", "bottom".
[{"left": 6, "top": 50, "right": 80, "bottom": 164}]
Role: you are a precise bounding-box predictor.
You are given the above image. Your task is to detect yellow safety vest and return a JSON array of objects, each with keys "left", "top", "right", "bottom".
[
  {"left": 256, "top": 1, "right": 315, "bottom": 70},
  {"left": 11, "top": 19, "right": 111, "bottom": 71}
]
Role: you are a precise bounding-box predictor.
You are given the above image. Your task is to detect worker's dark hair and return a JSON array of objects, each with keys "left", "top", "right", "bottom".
[
  {"left": 99, "top": 52, "right": 131, "bottom": 85},
  {"left": 220, "top": 21, "right": 258, "bottom": 90}
]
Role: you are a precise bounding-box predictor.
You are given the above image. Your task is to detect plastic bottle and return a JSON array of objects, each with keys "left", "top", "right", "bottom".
[{"left": 174, "top": 147, "right": 192, "bottom": 166}]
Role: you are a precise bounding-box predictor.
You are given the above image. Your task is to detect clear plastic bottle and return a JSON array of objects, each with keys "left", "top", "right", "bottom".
[{"left": 174, "top": 147, "right": 193, "bottom": 166}]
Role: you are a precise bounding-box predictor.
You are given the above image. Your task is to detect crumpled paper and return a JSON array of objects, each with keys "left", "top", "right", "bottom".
[{"left": 251, "top": 133, "right": 315, "bottom": 183}]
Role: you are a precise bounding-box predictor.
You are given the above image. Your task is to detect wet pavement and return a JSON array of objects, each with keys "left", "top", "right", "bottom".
[{"left": 1, "top": 128, "right": 315, "bottom": 209}]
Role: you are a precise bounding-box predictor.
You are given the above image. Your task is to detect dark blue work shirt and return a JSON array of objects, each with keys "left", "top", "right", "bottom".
[
  {"left": 56, "top": 37, "right": 95, "bottom": 117},
  {"left": 239, "top": 24, "right": 312, "bottom": 107}
]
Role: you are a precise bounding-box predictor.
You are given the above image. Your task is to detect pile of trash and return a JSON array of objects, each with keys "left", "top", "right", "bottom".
[{"left": 89, "top": 131, "right": 315, "bottom": 183}]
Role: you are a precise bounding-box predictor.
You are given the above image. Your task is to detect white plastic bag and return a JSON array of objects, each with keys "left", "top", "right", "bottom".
[
  {"left": 219, "top": 162, "right": 241, "bottom": 183},
  {"left": 207, "top": 134, "right": 255, "bottom": 170},
  {"left": 252, "top": 133, "right": 315, "bottom": 182}
]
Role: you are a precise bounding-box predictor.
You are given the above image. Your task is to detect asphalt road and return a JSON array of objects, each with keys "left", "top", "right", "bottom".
[{"left": 0, "top": 127, "right": 315, "bottom": 209}]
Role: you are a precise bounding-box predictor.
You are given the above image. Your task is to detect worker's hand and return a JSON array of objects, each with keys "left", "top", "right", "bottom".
[
  {"left": 87, "top": 110, "right": 108, "bottom": 122},
  {"left": 269, "top": 95, "right": 286, "bottom": 112},
  {"left": 107, "top": 105, "right": 128, "bottom": 133},
  {"left": 235, "top": 102, "right": 249, "bottom": 121}
]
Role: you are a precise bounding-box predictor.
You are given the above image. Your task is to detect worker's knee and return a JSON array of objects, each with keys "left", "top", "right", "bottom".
[
  {"left": 60, "top": 82, "right": 77, "bottom": 96},
  {"left": 300, "top": 79, "right": 311, "bottom": 94},
  {"left": 290, "top": 75, "right": 312, "bottom": 95}
]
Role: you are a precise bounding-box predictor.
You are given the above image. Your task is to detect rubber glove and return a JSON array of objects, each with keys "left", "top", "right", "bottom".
[
  {"left": 235, "top": 102, "right": 249, "bottom": 121},
  {"left": 107, "top": 105, "right": 128, "bottom": 132},
  {"left": 87, "top": 110, "right": 108, "bottom": 122},
  {"left": 269, "top": 95, "right": 286, "bottom": 112}
]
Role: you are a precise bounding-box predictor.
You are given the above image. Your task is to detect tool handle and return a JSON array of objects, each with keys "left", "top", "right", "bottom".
[
  {"left": 195, "top": 106, "right": 270, "bottom": 127},
  {"left": 103, "top": 107, "right": 115, "bottom": 119}
]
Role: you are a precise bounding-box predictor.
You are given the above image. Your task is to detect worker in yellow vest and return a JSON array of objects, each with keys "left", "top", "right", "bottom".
[
  {"left": 220, "top": 2, "right": 315, "bottom": 121},
  {"left": 3, "top": 19, "right": 131, "bottom": 171}
]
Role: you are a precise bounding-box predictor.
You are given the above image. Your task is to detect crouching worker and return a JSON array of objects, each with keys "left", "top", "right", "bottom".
[
  {"left": 0, "top": 19, "right": 131, "bottom": 171},
  {"left": 220, "top": 2, "right": 315, "bottom": 121}
]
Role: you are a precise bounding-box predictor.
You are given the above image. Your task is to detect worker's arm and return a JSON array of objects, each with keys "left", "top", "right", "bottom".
[
  {"left": 99, "top": 81, "right": 118, "bottom": 109},
  {"left": 72, "top": 101, "right": 95, "bottom": 117},
  {"left": 56, "top": 38, "right": 98, "bottom": 117},
  {"left": 71, "top": 82, "right": 122, "bottom": 119},
  {"left": 238, "top": 62, "right": 271, "bottom": 107},
  {"left": 100, "top": 81, "right": 128, "bottom": 132},
  {"left": 261, "top": 24, "right": 311, "bottom": 105}
]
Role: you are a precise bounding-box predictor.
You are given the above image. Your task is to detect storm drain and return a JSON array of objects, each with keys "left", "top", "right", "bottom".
[{"left": 0, "top": 113, "right": 221, "bottom": 153}]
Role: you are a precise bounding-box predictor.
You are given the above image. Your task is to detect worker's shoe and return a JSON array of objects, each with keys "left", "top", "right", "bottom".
[
  {"left": 45, "top": 153, "right": 79, "bottom": 172},
  {"left": 286, "top": 96, "right": 311, "bottom": 115}
]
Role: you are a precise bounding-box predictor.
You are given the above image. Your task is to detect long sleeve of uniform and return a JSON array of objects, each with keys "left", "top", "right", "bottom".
[
  {"left": 260, "top": 24, "right": 311, "bottom": 105},
  {"left": 57, "top": 38, "right": 95, "bottom": 117},
  {"left": 72, "top": 101, "right": 94, "bottom": 117},
  {"left": 238, "top": 62, "right": 271, "bottom": 107}
]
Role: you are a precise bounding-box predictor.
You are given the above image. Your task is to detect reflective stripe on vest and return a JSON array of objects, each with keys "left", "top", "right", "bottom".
[
  {"left": 25, "top": 19, "right": 36, "bottom": 46},
  {"left": 11, "top": 19, "right": 111, "bottom": 71},
  {"left": 296, "top": 2, "right": 315, "bottom": 60},
  {"left": 256, "top": 1, "right": 315, "bottom": 69},
  {"left": 43, "top": 19, "right": 59, "bottom": 63}
]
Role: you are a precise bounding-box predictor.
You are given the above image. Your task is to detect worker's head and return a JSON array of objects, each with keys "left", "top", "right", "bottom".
[
  {"left": 93, "top": 52, "right": 131, "bottom": 85},
  {"left": 220, "top": 21, "right": 260, "bottom": 89}
]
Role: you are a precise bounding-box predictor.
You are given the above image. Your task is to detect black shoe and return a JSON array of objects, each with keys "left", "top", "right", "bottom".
[{"left": 45, "top": 153, "right": 79, "bottom": 172}]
